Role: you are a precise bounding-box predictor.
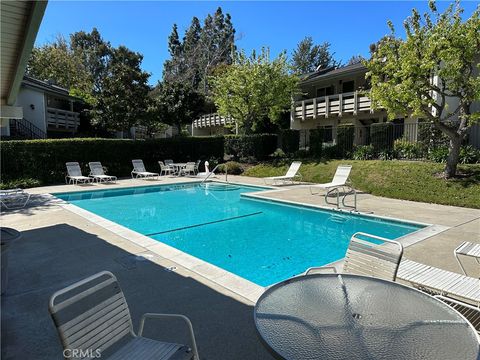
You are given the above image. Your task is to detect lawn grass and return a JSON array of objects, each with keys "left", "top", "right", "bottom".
[{"left": 243, "top": 160, "right": 480, "bottom": 209}]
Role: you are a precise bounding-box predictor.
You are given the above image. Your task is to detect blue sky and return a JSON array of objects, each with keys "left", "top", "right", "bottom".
[{"left": 35, "top": 1, "right": 479, "bottom": 85}]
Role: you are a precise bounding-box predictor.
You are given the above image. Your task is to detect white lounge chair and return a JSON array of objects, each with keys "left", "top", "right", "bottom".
[
  {"left": 264, "top": 161, "right": 302, "bottom": 185},
  {"left": 65, "top": 162, "right": 92, "bottom": 185},
  {"left": 310, "top": 164, "right": 352, "bottom": 194},
  {"left": 88, "top": 162, "right": 117, "bottom": 183},
  {"left": 305, "top": 232, "right": 403, "bottom": 282},
  {"left": 454, "top": 241, "right": 480, "bottom": 276},
  {"left": 434, "top": 295, "right": 480, "bottom": 336},
  {"left": 0, "top": 189, "right": 31, "bottom": 209},
  {"left": 131, "top": 159, "right": 159, "bottom": 180},
  {"left": 49, "top": 271, "right": 199, "bottom": 360},
  {"left": 397, "top": 259, "right": 480, "bottom": 306}
]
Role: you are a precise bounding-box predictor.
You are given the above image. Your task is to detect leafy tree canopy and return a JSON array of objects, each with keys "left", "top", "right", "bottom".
[
  {"left": 151, "top": 81, "right": 205, "bottom": 133},
  {"left": 210, "top": 48, "right": 299, "bottom": 133},
  {"left": 291, "top": 37, "right": 340, "bottom": 74},
  {"left": 97, "top": 46, "right": 151, "bottom": 132},
  {"left": 365, "top": 0, "right": 480, "bottom": 178}
]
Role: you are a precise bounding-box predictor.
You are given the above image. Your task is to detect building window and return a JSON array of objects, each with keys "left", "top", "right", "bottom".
[
  {"left": 316, "top": 85, "right": 335, "bottom": 98},
  {"left": 342, "top": 81, "right": 355, "bottom": 93}
]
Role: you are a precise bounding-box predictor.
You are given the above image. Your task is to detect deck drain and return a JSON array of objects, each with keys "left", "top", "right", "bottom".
[{"left": 164, "top": 266, "right": 177, "bottom": 272}]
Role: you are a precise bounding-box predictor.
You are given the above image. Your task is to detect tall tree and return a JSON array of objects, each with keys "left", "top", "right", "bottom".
[
  {"left": 162, "top": 7, "right": 235, "bottom": 95},
  {"left": 347, "top": 54, "right": 366, "bottom": 65},
  {"left": 210, "top": 48, "right": 299, "bottom": 133},
  {"left": 152, "top": 81, "right": 204, "bottom": 133},
  {"left": 365, "top": 0, "right": 480, "bottom": 178},
  {"left": 70, "top": 28, "right": 112, "bottom": 95},
  {"left": 97, "top": 46, "right": 151, "bottom": 133},
  {"left": 291, "top": 37, "right": 339, "bottom": 74}
]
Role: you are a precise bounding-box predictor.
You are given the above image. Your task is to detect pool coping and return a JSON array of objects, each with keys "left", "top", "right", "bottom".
[{"left": 46, "top": 180, "right": 450, "bottom": 303}]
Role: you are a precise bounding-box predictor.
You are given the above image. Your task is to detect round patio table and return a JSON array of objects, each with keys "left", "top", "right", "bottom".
[
  {"left": 254, "top": 273, "right": 480, "bottom": 360},
  {"left": 171, "top": 163, "right": 187, "bottom": 176}
]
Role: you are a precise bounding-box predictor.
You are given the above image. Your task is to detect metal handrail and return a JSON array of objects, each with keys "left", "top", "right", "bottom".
[
  {"left": 200, "top": 164, "right": 229, "bottom": 184},
  {"left": 10, "top": 118, "right": 46, "bottom": 139}
]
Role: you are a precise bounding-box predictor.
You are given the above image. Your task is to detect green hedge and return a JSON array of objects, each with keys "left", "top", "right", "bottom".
[
  {"left": 224, "top": 134, "right": 277, "bottom": 161},
  {"left": 1, "top": 137, "right": 224, "bottom": 185},
  {"left": 278, "top": 130, "right": 300, "bottom": 154}
]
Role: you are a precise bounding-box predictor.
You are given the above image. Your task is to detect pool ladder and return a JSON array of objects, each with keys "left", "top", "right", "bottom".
[
  {"left": 325, "top": 185, "right": 357, "bottom": 211},
  {"left": 200, "top": 164, "right": 228, "bottom": 184}
]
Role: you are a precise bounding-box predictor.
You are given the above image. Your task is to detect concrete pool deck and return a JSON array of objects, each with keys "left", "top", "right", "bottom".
[{"left": 1, "top": 175, "right": 479, "bottom": 359}]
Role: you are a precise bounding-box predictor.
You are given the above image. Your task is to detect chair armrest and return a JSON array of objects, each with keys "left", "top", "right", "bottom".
[
  {"left": 305, "top": 266, "right": 338, "bottom": 275},
  {"left": 138, "top": 313, "right": 199, "bottom": 359}
]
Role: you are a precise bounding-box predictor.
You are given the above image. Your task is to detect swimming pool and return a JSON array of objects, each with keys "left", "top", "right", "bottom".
[{"left": 55, "top": 182, "right": 425, "bottom": 286}]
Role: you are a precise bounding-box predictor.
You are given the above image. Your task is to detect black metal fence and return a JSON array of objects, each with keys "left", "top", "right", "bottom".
[{"left": 299, "top": 121, "right": 480, "bottom": 156}]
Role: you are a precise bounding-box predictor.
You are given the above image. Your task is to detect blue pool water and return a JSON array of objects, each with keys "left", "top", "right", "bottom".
[{"left": 55, "top": 182, "right": 424, "bottom": 286}]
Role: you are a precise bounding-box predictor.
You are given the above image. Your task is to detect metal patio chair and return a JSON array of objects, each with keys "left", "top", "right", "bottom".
[
  {"left": 49, "top": 271, "right": 199, "bottom": 360},
  {"left": 159, "top": 161, "right": 175, "bottom": 176},
  {"left": 305, "top": 232, "right": 404, "bottom": 281},
  {"left": 434, "top": 295, "right": 480, "bottom": 337}
]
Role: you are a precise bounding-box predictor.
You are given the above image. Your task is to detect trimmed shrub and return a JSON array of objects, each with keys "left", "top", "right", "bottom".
[
  {"left": 370, "top": 123, "right": 394, "bottom": 153},
  {"left": 309, "top": 129, "right": 323, "bottom": 157},
  {"left": 1, "top": 137, "right": 224, "bottom": 185},
  {"left": 394, "top": 138, "right": 424, "bottom": 159},
  {"left": 323, "top": 144, "right": 341, "bottom": 159},
  {"left": 352, "top": 145, "right": 375, "bottom": 160},
  {"left": 278, "top": 129, "right": 300, "bottom": 154},
  {"left": 0, "top": 178, "right": 42, "bottom": 190},
  {"left": 460, "top": 145, "right": 480, "bottom": 164},
  {"left": 216, "top": 161, "right": 244, "bottom": 175},
  {"left": 428, "top": 146, "right": 449, "bottom": 163},
  {"left": 224, "top": 134, "right": 277, "bottom": 162}
]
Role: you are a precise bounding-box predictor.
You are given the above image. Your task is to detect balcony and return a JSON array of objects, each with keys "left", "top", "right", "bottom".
[
  {"left": 293, "top": 91, "right": 372, "bottom": 121},
  {"left": 46, "top": 108, "right": 80, "bottom": 132},
  {"left": 192, "top": 113, "right": 233, "bottom": 128}
]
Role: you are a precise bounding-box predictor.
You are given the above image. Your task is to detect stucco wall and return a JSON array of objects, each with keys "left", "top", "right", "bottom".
[{"left": 14, "top": 87, "right": 46, "bottom": 132}]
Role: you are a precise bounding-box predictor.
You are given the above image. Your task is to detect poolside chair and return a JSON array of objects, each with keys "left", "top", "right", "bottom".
[
  {"left": 305, "top": 232, "right": 404, "bottom": 282},
  {"left": 0, "top": 189, "right": 31, "bottom": 209},
  {"left": 159, "top": 161, "right": 174, "bottom": 176},
  {"left": 88, "top": 162, "right": 117, "bottom": 183},
  {"left": 264, "top": 161, "right": 302, "bottom": 185},
  {"left": 131, "top": 159, "right": 159, "bottom": 180},
  {"left": 310, "top": 164, "right": 352, "bottom": 195},
  {"left": 49, "top": 271, "right": 199, "bottom": 360},
  {"left": 434, "top": 295, "right": 480, "bottom": 336},
  {"left": 397, "top": 259, "right": 480, "bottom": 306},
  {"left": 180, "top": 162, "right": 196, "bottom": 176},
  {"left": 455, "top": 241, "right": 480, "bottom": 277},
  {"left": 66, "top": 162, "right": 92, "bottom": 185}
]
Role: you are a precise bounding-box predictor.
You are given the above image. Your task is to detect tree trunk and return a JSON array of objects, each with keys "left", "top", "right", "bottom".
[{"left": 444, "top": 135, "right": 462, "bottom": 179}]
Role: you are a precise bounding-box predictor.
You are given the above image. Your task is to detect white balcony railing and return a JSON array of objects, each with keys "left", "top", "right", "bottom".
[
  {"left": 46, "top": 107, "right": 80, "bottom": 132},
  {"left": 293, "top": 91, "right": 372, "bottom": 121},
  {"left": 192, "top": 113, "right": 233, "bottom": 128}
]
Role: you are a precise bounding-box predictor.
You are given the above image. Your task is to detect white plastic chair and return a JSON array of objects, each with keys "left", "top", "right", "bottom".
[{"left": 49, "top": 271, "right": 199, "bottom": 360}]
